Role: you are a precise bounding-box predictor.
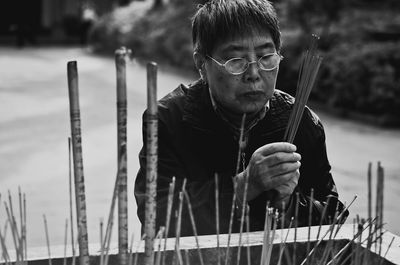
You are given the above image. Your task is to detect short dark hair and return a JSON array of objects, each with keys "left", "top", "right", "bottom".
[{"left": 192, "top": 0, "right": 281, "bottom": 56}]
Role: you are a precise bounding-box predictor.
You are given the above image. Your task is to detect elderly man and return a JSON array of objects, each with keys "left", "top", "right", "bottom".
[{"left": 135, "top": 0, "right": 346, "bottom": 236}]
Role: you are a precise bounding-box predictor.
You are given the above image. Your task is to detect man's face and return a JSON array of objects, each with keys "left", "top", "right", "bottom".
[{"left": 204, "top": 31, "right": 279, "bottom": 114}]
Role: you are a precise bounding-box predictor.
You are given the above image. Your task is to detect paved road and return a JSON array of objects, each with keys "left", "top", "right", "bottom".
[{"left": 1, "top": 47, "right": 399, "bottom": 248}]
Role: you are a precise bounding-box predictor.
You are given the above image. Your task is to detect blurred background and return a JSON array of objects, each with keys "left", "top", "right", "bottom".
[{"left": 0, "top": 0, "right": 399, "bottom": 253}]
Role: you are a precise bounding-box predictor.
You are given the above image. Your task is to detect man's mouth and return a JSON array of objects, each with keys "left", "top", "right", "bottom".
[{"left": 240, "top": 90, "right": 266, "bottom": 99}]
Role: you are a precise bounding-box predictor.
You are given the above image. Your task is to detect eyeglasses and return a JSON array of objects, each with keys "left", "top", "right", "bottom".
[{"left": 207, "top": 53, "right": 283, "bottom": 75}]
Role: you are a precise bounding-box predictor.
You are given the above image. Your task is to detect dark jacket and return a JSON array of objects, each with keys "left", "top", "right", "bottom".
[{"left": 135, "top": 80, "right": 347, "bottom": 237}]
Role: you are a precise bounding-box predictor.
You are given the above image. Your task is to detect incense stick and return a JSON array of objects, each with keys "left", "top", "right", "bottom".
[
  {"left": 128, "top": 233, "right": 134, "bottom": 265},
  {"left": 145, "top": 61, "right": 158, "bottom": 265},
  {"left": 236, "top": 167, "right": 249, "bottom": 265},
  {"left": 43, "top": 215, "right": 52, "bottom": 265},
  {"left": 292, "top": 192, "right": 299, "bottom": 265},
  {"left": 63, "top": 219, "right": 68, "bottom": 265},
  {"left": 162, "top": 177, "right": 175, "bottom": 265},
  {"left": 284, "top": 35, "right": 323, "bottom": 143},
  {"left": 68, "top": 137, "right": 76, "bottom": 265},
  {"left": 300, "top": 195, "right": 357, "bottom": 265},
  {"left": 155, "top": 226, "right": 165, "bottom": 265},
  {"left": 214, "top": 173, "right": 221, "bottom": 265},
  {"left": 276, "top": 217, "right": 293, "bottom": 265},
  {"left": 183, "top": 190, "right": 204, "bottom": 265},
  {"left": 306, "top": 189, "right": 314, "bottom": 262},
  {"left": 67, "top": 61, "right": 90, "bottom": 265},
  {"left": 245, "top": 205, "right": 251, "bottom": 265}
]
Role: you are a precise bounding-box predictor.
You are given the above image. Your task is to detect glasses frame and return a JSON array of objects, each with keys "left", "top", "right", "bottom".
[{"left": 207, "top": 52, "right": 283, "bottom": 75}]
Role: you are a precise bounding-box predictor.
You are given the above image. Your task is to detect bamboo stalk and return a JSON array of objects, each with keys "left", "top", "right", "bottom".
[
  {"left": 43, "top": 215, "right": 52, "bottom": 265},
  {"left": 116, "top": 47, "right": 129, "bottom": 265},
  {"left": 68, "top": 137, "right": 76, "bottom": 265},
  {"left": 67, "top": 61, "right": 90, "bottom": 265},
  {"left": 144, "top": 61, "right": 158, "bottom": 265}
]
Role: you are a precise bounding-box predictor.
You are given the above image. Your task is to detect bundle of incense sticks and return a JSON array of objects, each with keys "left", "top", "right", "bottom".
[
  {"left": 0, "top": 188, "right": 27, "bottom": 265},
  {"left": 284, "top": 34, "right": 323, "bottom": 143}
]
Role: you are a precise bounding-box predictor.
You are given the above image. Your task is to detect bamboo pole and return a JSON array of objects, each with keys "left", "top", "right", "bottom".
[
  {"left": 145, "top": 62, "right": 158, "bottom": 265},
  {"left": 67, "top": 61, "right": 90, "bottom": 265},
  {"left": 116, "top": 47, "right": 129, "bottom": 265}
]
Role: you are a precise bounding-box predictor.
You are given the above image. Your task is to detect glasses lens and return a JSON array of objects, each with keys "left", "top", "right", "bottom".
[
  {"left": 225, "top": 58, "right": 248, "bottom": 74},
  {"left": 259, "top": 54, "right": 280, "bottom": 70}
]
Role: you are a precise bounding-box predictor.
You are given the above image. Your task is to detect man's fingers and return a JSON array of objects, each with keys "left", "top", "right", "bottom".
[
  {"left": 261, "top": 170, "right": 300, "bottom": 189},
  {"left": 255, "top": 142, "right": 297, "bottom": 156},
  {"left": 263, "top": 151, "right": 301, "bottom": 167},
  {"left": 268, "top": 161, "right": 301, "bottom": 178}
]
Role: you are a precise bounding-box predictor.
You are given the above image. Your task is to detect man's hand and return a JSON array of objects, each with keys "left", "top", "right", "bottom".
[{"left": 237, "top": 142, "right": 301, "bottom": 206}]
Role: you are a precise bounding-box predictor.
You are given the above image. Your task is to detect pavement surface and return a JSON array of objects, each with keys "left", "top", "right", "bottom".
[{"left": 0, "top": 47, "right": 399, "bottom": 249}]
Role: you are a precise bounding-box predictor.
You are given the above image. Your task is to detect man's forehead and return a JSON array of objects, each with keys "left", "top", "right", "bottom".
[{"left": 216, "top": 34, "right": 276, "bottom": 53}]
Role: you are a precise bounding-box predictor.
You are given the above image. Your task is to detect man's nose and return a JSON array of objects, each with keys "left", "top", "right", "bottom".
[{"left": 244, "top": 61, "right": 261, "bottom": 82}]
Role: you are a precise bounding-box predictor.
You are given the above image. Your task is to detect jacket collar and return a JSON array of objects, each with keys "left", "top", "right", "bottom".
[{"left": 182, "top": 79, "right": 293, "bottom": 135}]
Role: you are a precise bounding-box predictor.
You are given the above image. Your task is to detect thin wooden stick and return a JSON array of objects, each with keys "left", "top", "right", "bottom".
[
  {"left": 175, "top": 198, "right": 184, "bottom": 265},
  {"left": 68, "top": 137, "right": 76, "bottom": 265},
  {"left": 182, "top": 190, "right": 204, "bottom": 265},
  {"left": 128, "top": 233, "right": 134, "bottom": 265},
  {"left": 103, "top": 151, "right": 127, "bottom": 265},
  {"left": 292, "top": 192, "right": 300, "bottom": 265},
  {"left": 133, "top": 234, "right": 146, "bottom": 265},
  {"left": 0, "top": 228, "right": 11, "bottom": 264},
  {"left": 236, "top": 167, "right": 249, "bottom": 265},
  {"left": 378, "top": 236, "right": 395, "bottom": 265},
  {"left": 377, "top": 162, "right": 384, "bottom": 257},
  {"left": 63, "top": 219, "right": 68, "bottom": 265},
  {"left": 184, "top": 249, "right": 190, "bottom": 265},
  {"left": 67, "top": 61, "right": 90, "bottom": 265},
  {"left": 155, "top": 226, "right": 165, "bottom": 265},
  {"left": 225, "top": 114, "right": 246, "bottom": 265},
  {"left": 300, "top": 195, "right": 357, "bottom": 265},
  {"left": 100, "top": 219, "right": 104, "bottom": 265},
  {"left": 245, "top": 205, "right": 251, "bottom": 265},
  {"left": 4, "top": 202, "right": 21, "bottom": 260},
  {"left": 145, "top": 61, "right": 158, "bottom": 265},
  {"left": 277, "top": 217, "right": 294, "bottom": 265},
  {"left": 326, "top": 219, "right": 376, "bottom": 265},
  {"left": 265, "top": 211, "right": 278, "bottom": 265},
  {"left": 260, "top": 206, "right": 271, "bottom": 265},
  {"left": 214, "top": 173, "right": 221, "bottom": 265},
  {"left": 43, "top": 215, "right": 52, "bottom": 265},
  {"left": 162, "top": 177, "right": 175, "bottom": 265},
  {"left": 22, "top": 193, "right": 27, "bottom": 261},
  {"left": 306, "top": 188, "right": 314, "bottom": 261},
  {"left": 116, "top": 47, "right": 129, "bottom": 265}
]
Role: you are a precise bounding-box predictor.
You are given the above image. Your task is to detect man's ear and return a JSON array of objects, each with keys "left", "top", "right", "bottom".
[{"left": 193, "top": 52, "right": 207, "bottom": 79}]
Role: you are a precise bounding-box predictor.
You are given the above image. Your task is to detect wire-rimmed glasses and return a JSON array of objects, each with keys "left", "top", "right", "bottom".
[{"left": 207, "top": 53, "right": 283, "bottom": 75}]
